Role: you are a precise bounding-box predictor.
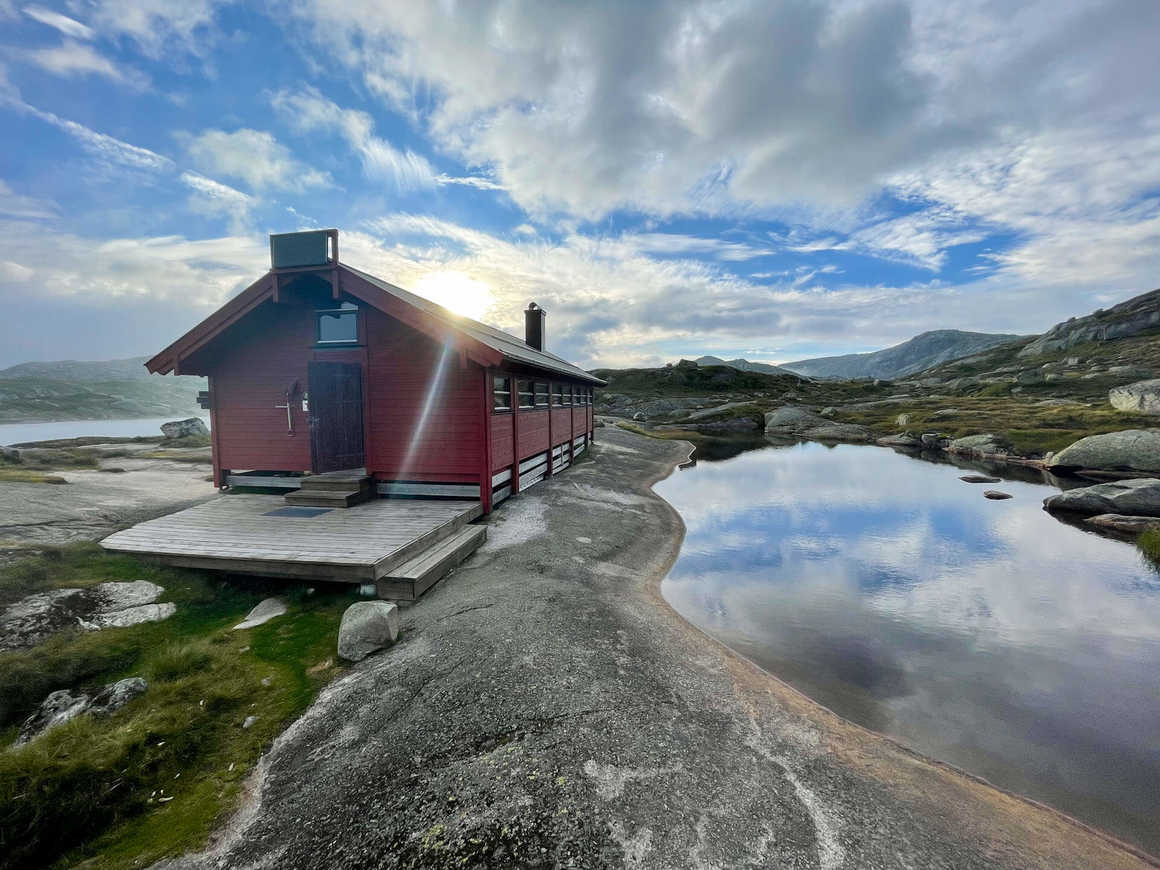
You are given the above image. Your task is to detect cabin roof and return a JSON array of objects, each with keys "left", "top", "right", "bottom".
[
  {"left": 344, "top": 265, "right": 604, "bottom": 385},
  {"left": 147, "top": 262, "right": 605, "bottom": 386}
]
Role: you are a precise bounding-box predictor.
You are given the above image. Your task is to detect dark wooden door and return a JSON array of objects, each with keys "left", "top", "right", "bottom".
[{"left": 308, "top": 361, "right": 366, "bottom": 472}]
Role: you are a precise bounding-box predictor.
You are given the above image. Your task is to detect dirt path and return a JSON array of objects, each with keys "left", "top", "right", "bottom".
[{"left": 157, "top": 427, "right": 1156, "bottom": 869}]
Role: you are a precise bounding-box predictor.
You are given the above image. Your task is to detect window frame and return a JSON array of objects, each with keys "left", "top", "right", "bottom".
[
  {"left": 315, "top": 303, "right": 360, "bottom": 346},
  {"left": 492, "top": 374, "right": 512, "bottom": 413},
  {"left": 534, "top": 381, "right": 550, "bottom": 408},
  {"left": 517, "top": 379, "right": 535, "bottom": 410},
  {"left": 552, "top": 383, "right": 564, "bottom": 406}
]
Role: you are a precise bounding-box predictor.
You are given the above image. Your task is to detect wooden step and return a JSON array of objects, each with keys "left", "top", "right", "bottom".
[
  {"left": 298, "top": 475, "right": 372, "bottom": 493},
  {"left": 284, "top": 488, "right": 371, "bottom": 508},
  {"left": 375, "top": 525, "right": 486, "bottom": 601}
]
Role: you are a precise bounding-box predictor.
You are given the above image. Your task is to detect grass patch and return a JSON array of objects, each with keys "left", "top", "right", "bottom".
[
  {"left": 0, "top": 542, "right": 355, "bottom": 870},
  {"left": 1138, "top": 528, "right": 1160, "bottom": 566},
  {"left": 0, "top": 468, "right": 68, "bottom": 484}
]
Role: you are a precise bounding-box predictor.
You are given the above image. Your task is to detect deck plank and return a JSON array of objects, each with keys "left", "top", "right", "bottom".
[{"left": 100, "top": 494, "right": 482, "bottom": 582}]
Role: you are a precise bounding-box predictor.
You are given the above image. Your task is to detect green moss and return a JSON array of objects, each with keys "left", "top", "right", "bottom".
[
  {"left": 0, "top": 468, "right": 68, "bottom": 484},
  {"left": 0, "top": 543, "right": 354, "bottom": 870}
]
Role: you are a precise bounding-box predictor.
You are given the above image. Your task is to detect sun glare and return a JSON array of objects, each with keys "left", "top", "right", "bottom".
[{"left": 413, "top": 271, "right": 493, "bottom": 320}]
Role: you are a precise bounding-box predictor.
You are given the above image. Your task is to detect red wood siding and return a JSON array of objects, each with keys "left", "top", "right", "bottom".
[
  {"left": 490, "top": 413, "right": 514, "bottom": 471},
  {"left": 211, "top": 301, "right": 313, "bottom": 472},
  {"left": 518, "top": 409, "right": 550, "bottom": 459},
  {"left": 363, "top": 308, "right": 482, "bottom": 481},
  {"left": 572, "top": 405, "right": 587, "bottom": 438},
  {"left": 550, "top": 408, "right": 572, "bottom": 446}
]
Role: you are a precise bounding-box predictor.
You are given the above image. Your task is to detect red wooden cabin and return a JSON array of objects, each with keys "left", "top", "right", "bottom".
[{"left": 146, "top": 229, "right": 604, "bottom": 513}]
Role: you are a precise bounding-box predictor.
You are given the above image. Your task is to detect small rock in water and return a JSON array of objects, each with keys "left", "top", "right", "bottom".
[
  {"left": 1084, "top": 514, "right": 1160, "bottom": 534},
  {"left": 233, "top": 597, "right": 288, "bottom": 630},
  {"left": 960, "top": 475, "right": 1002, "bottom": 483},
  {"left": 983, "top": 490, "right": 1013, "bottom": 500}
]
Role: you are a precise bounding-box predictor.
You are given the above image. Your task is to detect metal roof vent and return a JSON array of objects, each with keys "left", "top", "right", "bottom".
[{"left": 270, "top": 229, "right": 338, "bottom": 269}]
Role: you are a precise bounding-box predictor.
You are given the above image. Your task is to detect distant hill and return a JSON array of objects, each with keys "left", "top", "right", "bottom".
[
  {"left": 1017, "top": 288, "right": 1160, "bottom": 357},
  {"left": 0, "top": 357, "right": 205, "bottom": 423},
  {"left": 591, "top": 361, "right": 803, "bottom": 396},
  {"left": 782, "top": 330, "right": 1023, "bottom": 380},
  {"left": 693, "top": 356, "right": 806, "bottom": 379}
]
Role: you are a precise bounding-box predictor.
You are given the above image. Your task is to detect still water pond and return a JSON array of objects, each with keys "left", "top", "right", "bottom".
[
  {"left": 0, "top": 417, "right": 208, "bottom": 446},
  {"left": 657, "top": 441, "right": 1160, "bottom": 853}
]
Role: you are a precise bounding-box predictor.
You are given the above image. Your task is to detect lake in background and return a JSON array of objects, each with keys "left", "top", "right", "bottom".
[
  {"left": 657, "top": 441, "right": 1160, "bottom": 854},
  {"left": 0, "top": 417, "right": 210, "bottom": 445}
]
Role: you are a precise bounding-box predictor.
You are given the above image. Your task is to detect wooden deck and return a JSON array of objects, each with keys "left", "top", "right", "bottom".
[{"left": 100, "top": 494, "right": 483, "bottom": 587}]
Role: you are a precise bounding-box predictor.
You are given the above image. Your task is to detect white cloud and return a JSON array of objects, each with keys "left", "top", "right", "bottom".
[
  {"left": 8, "top": 98, "right": 174, "bottom": 171},
  {"left": 0, "top": 179, "right": 57, "bottom": 219},
  {"left": 22, "top": 5, "right": 93, "bottom": 39},
  {"left": 25, "top": 40, "right": 148, "bottom": 88},
  {"left": 87, "top": 0, "right": 223, "bottom": 58},
  {"left": 187, "top": 128, "right": 330, "bottom": 192},
  {"left": 0, "top": 219, "right": 266, "bottom": 306},
  {"left": 433, "top": 173, "right": 504, "bottom": 191},
  {"left": 272, "top": 87, "right": 437, "bottom": 190},
  {"left": 179, "top": 171, "right": 254, "bottom": 233}
]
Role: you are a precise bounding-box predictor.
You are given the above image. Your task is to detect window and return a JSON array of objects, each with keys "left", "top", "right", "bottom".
[
  {"left": 493, "top": 375, "right": 512, "bottom": 412},
  {"left": 565, "top": 384, "right": 574, "bottom": 405},
  {"left": 583, "top": 387, "right": 591, "bottom": 405},
  {"left": 316, "top": 301, "right": 359, "bottom": 344},
  {"left": 552, "top": 383, "right": 563, "bottom": 406},
  {"left": 534, "top": 382, "right": 549, "bottom": 407},
  {"left": 517, "top": 379, "right": 535, "bottom": 409}
]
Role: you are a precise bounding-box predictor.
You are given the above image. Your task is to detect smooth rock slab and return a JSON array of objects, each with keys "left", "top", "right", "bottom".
[
  {"left": 94, "top": 580, "right": 164, "bottom": 610},
  {"left": 949, "top": 434, "right": 1011, "bottom": 456},
  {"left": 1043, "top": 478, "right": 1160, "bottom": 516},
  {"left": 337, "top": 601, "right": 400, "bottom": 662},
  {"left": 1084, "top": 514, "right": 1160, "bottom": 534},
  {"left": 81, "top": 602, "right": 176, "bottom": 630},
  {"left": 234, "top": 597, "right": 288, "bottom": 630},
  {"left": 1047, "top": 430, "right": 1160, "bottom": 473}
]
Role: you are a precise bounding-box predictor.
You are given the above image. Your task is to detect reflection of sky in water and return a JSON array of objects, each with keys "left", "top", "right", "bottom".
[{"left": 657, "top": 442, "right": 1160, "bottom": 853}]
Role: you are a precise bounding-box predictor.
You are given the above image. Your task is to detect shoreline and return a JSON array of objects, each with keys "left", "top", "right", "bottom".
[
  {"left": 642, "top": 439, "right": 1160, "bottom": 867},
  {"left": 154, "top": 425, "right": 1156, "bottom": 869}
]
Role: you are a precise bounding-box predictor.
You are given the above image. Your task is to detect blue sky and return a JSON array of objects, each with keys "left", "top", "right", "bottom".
[{"left": 1, "top": 0, "right": 1159, "bottom": 370}]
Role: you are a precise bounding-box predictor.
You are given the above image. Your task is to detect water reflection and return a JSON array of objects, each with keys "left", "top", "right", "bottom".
[{"left": 657, "top": 441, "right": 1160, "bottom": 854}]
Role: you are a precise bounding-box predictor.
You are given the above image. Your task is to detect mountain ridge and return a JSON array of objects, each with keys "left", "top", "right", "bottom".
[{"left": 782, "top": 329, "right": 1025, "bottom": 380}]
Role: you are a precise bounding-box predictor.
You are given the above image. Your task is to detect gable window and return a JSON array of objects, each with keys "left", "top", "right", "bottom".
[
  {"left": 534, "top": 382, "right": 549, "bottom": 407},
  {"left": 316, "top": 301, "right": 359, "bottom": 345},
  {"left": 517, "top": 379, "right": 535, "bottom": 409},
  {"left": 493, "top": 374, "right": 512, "bottom": 412}
]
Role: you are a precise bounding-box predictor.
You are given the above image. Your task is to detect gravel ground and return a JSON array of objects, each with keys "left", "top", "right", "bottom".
[{"left": 158, "top": 427, "right": 1156, "bottom": 870}]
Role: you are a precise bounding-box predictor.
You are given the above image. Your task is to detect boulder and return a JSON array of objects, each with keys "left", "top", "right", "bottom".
[
  {"left": 81, "top": 602, "right": 176, "bottom": 630},
  {"left": 1015, "top": 369, "right": 1044, "bottom": 385},
  {"left": 337, "top": 601, "right": 400, "bottom": 662},
  {"left": 948, "top": 434, "right": 1011, "bottom": 457},
  {"left": 930, "top": 408, "right": 960, "bottom": 419},
  {"left": 1109, "top": 379, "right": 1160, "bottom": 415},
  {"left": 921, "top": 433, "right": 949, "bottom": 449},
  {"left": 16, "top": 677, "right": 147, "bottom": 744},
  {"left": 877, "top": 433, "right": 921, "bottom": 448},
  {"left": 803, "top": 423, "right": 873, "bottom": 442},
  {"left": 1047, "top": 430, "right": 1160, "bottom": 473},
  {"left": 0, "top": 446, "right": 20, "bottom": 464},
  {"left": 161, "top": 418, "right": 209, "bottom": 439},
  {"left": 1042, "top": 478, "right": 1160, "bottom": 516},
  {"left": 895, "top": 413, "right": 911, "bottom": 426},
  {"left": 819, "top": 406, "right": 837, "bottom": 417},
  {"left": 89, "top": 677, "right": 148, "bottom": 716},
  {"left": 763, "top": 406, "right": 825, "bottom": 434},
  {"left": 233, "top": 597, "right": 288, "bottom": 630},
  {"left": 1084, "top": 514, "right": 1160, "bottom": 534},
  {"left": 17, "top": 690, "right": 91, "bottom": 744}
]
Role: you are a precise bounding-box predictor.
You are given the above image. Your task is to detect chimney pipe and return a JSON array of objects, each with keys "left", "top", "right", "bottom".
[{"left": 525, "top": 302, "right": 546, "bottom": 351}]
